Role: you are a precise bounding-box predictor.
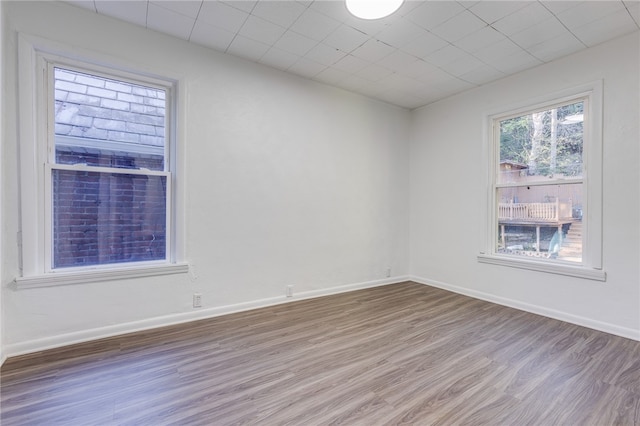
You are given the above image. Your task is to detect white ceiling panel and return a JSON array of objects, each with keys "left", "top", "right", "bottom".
[
  {"left": 491, "top": 2, "right": 553, "bottom": 36},
  {"left": 469, "top": 1, "right": 528, "bottom": 24},
  {"left": 401, "top": 31, "right": 448, "bottom": 59},
  {"left": 525, "top": 32, "right": 585, "bottom": 62},
  {"left": 407, "top": 1, "right": 465, "bottom": 30},
  {"left": 323, "top": 24, "right": 369, "bottom": 53},
  {"left": 351, "top": 39, "right": 395, "bottom": 62},
  {"left": 331, "top": 54, "right": 369, "bottom": 73},
  {"left": 146, "top": 3, "right": 195, "bottom": 40},
  {"left": 288, "top": 57, "right": 326, "bottom": 78},
  {"left": 290, "top": 8, "right": 341, "bottom": 41},
  {"left": 64, "top": 0, "right": 640, "bottom": 110},
  {"left": 454, "top": 26, "right": 506, "bottom": 53},
  {"left": 571, "top": 8, "right": 639, "bottom": 47},
  {"left": 251, "top": 1, "right": 306, "bottom": 28},
  {"left": 259, "top": 47, "right": 299, "bottom": 70},
  {"left": 190, "top": 20, "right": 236, "bottom": 52},
  {"left": 431, "top": 10, "right": 487, "bottom": 42},
  {"left": 95, "top": 1, "right": 147, "bottom": 27},
  {"left": 227, "top": 34, "right": 270, "bottom": 61},
  {"left": 304, "top": 43, "right": 347, "bottom": 66},
  {"left": 510, "top": 17, "right": 570, "bottom": 49},
  {"left": 274, "top": 31, "right": 318, "bottom": 56},
  {"left": 150, "top": 1, "right": 202, "bottom": 19},
  {"left": 198, "top": 1, "right": 248, "bottom": 33},
  {"left": 239, "top": 15, "right": 287, "bottom": 45}
]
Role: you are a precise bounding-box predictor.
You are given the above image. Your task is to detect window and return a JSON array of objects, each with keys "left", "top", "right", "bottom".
[
  {"left": 16, "top": 36, "right": 186, "bottom": 287},
  {"left": 479, "top": 84, "right": 605, "bottom": 281}
]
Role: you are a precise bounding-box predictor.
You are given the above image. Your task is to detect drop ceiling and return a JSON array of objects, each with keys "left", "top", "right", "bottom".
[{"left": 65, "top": 0, "right": 639, "bottom": 109}]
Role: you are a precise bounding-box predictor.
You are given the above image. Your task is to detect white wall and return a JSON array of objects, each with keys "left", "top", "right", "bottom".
[
  {"left": 410, "top": 33, "right": 640, "bottom": 339},
  {"left": 0, "top": 0, "right": 5, "bottom": 365},
  {"left": 2, "top": 1, "right": 410, "bottom": 355}
]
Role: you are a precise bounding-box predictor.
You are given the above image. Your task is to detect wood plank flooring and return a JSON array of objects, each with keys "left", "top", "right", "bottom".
[{"left": 2, "top": 281, "right": 639, "bottom": 425}]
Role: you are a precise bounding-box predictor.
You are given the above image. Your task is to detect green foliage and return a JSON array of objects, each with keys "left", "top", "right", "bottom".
[{"left": 499, "top": 101, "right": 584, "bottom": 177}]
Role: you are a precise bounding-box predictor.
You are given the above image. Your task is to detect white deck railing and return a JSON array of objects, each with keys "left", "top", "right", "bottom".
[{"left": 498, "top": 200, "right": 572, "bottom": 221}]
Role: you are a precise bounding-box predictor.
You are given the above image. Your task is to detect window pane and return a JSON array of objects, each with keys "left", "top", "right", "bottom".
[
  {"left": 54, "top": 67, "right": 166, "bottom": 171},
  {"left": 498, "top": 101, "right": 583, "bottom": 184},
  {"left": 496, "top": 184, "right": 582, "bottom": 262},
  {"left": 52, "top": 169, "right": 167, "bottom": 268}
]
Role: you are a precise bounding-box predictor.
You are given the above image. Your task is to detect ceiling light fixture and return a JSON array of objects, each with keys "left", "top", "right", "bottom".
[{"left": 345, "top": 0, "right": 404, "bottom": 20}]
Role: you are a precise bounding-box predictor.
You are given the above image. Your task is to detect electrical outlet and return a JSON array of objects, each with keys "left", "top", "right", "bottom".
[
  {"left": 193, "top": 293, "right": 202, "bottom": 308},
  {"left": 286, "top": 285, "right": 293, "bottom": 297}
]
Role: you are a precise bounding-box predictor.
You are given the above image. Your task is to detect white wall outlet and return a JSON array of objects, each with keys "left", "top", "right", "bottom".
[
  {"left": 193, "top": 293, "right": 202, "bottom": 308},
  {"left": 386, "top": 267, "right": 392, "bottom": 278},
  {"left": 286, "top": 285, "right": 293, "bottom": 297}
]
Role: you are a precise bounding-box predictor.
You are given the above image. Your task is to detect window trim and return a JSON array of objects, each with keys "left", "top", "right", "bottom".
[
  {"left": 16, "top": 33, "right": 186, "bottom": 288},
  {"left": 478, "top": 82, "right": 605, "bottom": 281}
]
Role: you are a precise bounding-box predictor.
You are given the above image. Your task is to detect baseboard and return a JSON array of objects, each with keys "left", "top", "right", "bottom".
[
  {"left": 3, "top": 275, "right": 410, "bottom": 358},
  {"left": 410, "top": 275, "right": 640, "bottom": 341}
]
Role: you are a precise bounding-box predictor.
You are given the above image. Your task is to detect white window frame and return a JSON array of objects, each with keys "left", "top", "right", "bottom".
[
  {"left": 478, "top": 82, "right": 605, "bottom": 281},
  {"left": 15, "top": 34, "right": 188, "bottom": 289}
]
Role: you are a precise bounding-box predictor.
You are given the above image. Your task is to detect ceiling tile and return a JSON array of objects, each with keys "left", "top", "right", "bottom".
[
  {"left": 239, "top": 15, "right": 287, "bottom": 45},
  {"left": 150, "top": 1, "right": 202, "bottom": 19},
  {"left": 190, "top": 19, "right": 236, "bottom": 52},
  {"left": 526, "top": 32, "right": 585, "bottom": 62},
  {"left": 458, "top": 64, "right": 504, "bottom": 85},
  {"left": 198, "top": 1, "right": 249, "bottom": 33},
  {"left": 540, "top": 1, "right": 581, "bottom": 15},
  {"left": 323, "top": 24, "right": 369, "bottom": 53},
  {"left": 375, "top": 18, "right": 426, "bottom": 48},
  {"left": 95, "top": 1, "right": 147, "bottom": 27},
  {"left": 492, "top": 2, "right": 553, "bottom": 36},
  {"left": 309, "top": 0, "right": 349, "bottom": 22},
  {"left": 304, "top": 43, "right": 347, "bottom": 66},
  {"left": 337, "top": 74, "right": 373, "bottom": 92},
  {"left": 377, "top": 50, "right": 420, "bottom": 73},
  {"left": 401, "top": 59, "right": 442, "bottom": 79},
  {"left": 288, "top": 57, "right": 326, "bottom": 78},
  {"left": 624, "top": 1, "right": 640, "bottom": 26},
  {"left": 274, "top": 31, "right": 318, "bottom": 56},
  {"left": 439, "top": 53, "right": 486, "bottom": 77},
  {"left": 556, "top": 1, "right": 626, "bottom": 29},
  {"left": 473, "top": 38, "right": 521, "bottom": 64},
  {"left": 491, "top": 50, "right": 541, "bottom": 74},
  {"left": 469, "top": 1, "right": 529, "bottom": 25},
  {"left": 407, "top": 1, "right": 465, "bottom": 30},
  {"left": 227, "top": 34, "right": 271, "bottom": 61},
  {"left": 251, "top": 1, "right": 307, "bottom": 29},
  {"left": 455, "top": 26, "right": 506, "bottom": 53},
  {"left": 344, "top": 15, "right": 391, "bottom": 36},
  {"left": 290, "top": 8, "right": 341, "bottom": 41},
  {"left": 147, "top": 3, "right": 195, "bottom": 40},
  {"left": 314, "top": 67, "right": 350, "bottom": 85},
  {"left": 431, "top": 10, "right": 488, "bottom": 42},
  {"left": 351, "top": 39, "right": 395, "bottom": 62},
  {"left": 259, "top": 47, "right": 300, "bottom": 70},
  {"left": 400, "top": 31, "right": 448, "bottom": 59},
  {"left": 65, "top": 0, "right": 96, "bottom": 12},
  {"left": 332, "top": 54, "right": 369, "bottom": 73},
  {"left": 425, "top": 45, "right": 468, "bottom": 67},
  {"left": 355, "top": 64, "right": 394, "bottom": 82},
  {"left": 571, "top": 8, "right": 638, "bottom": 47},
  {"left": 510, "top": 17, "right": 571, "bottom": 49},
  {"left": 221, "top": 1, "right": 256, "bottom": 14}
]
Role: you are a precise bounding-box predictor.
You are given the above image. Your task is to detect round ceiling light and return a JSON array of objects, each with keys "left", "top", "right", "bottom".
[{"left": 345, "top": 0, "right": 405, "bottom": 20}]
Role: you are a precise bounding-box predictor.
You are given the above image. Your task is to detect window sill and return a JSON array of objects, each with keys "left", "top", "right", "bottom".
[
  {"left": 477, "top": 254, "right": 606, "bottom": 281},
  {"left": 13, "top": 263, "right": 190, "bottom": 289}
]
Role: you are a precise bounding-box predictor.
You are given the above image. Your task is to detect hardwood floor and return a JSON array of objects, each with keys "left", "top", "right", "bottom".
[{"left": 2, "top": 281, "right": 639, "bottom": 425}]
